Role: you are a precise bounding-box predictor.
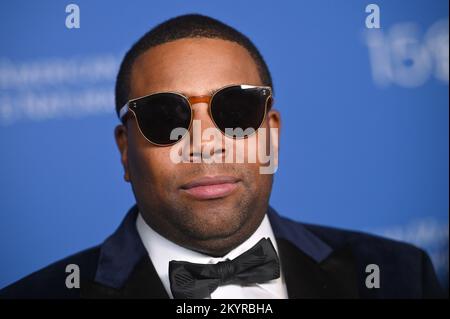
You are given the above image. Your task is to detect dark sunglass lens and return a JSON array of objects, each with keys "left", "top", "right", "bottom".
[
  {"left": 134, "top": 93, "right": 191, "bottom": 145},
  {"left": 211, "top": 86, "right": 269, "bottom": 138}
]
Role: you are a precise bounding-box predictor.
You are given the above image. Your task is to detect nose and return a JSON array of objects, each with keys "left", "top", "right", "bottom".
[{"left": 188, "top": 99, "right": 226, "bottom": 161}]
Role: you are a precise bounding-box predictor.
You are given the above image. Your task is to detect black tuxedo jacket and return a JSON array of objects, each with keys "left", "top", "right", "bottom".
[{"left": 0, "top": 205, "right": 444, "bottom": 298}]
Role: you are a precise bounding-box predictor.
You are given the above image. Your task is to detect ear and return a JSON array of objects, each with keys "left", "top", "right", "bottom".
[
  {"left": 267, "top": 109, "right": 281, "bottom": 169},
  {"left": 114, "top": 124, "right": 130, "bottom": 182}
]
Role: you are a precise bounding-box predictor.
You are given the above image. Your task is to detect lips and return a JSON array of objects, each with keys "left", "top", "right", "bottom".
[{"left": 180, "top": 176, "right": 240, "bottom": 200}]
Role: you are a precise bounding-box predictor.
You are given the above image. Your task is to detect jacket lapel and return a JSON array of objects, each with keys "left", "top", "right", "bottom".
[
  {"left": 81, "top": 256, "right": 169, "bottom": 298},
  {"left": 268, "top": 207, "right": 359, "bottom": 298},
  {"left": 277, "top": 238, "right": 359, "bottom": 298},
  {"left": 81, "top": 205, "right": 169, "bottom": 299}
]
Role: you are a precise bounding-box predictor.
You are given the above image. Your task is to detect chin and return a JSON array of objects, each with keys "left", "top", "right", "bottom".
[{"left": 180, "top": 204, "right": 248, "bottom": 240}]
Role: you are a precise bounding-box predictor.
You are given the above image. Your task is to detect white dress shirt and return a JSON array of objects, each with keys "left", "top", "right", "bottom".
[{"left": 136, "top": 212, "right": 288, "bottom": 299}]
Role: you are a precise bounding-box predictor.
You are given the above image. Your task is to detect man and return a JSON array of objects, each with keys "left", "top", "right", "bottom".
[{"left": 0, "top": 14, "right": 444, "bottom": 299}]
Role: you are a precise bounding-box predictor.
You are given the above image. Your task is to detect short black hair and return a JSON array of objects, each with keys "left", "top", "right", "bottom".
[{"left": 115, "top": 13, "right": 273, "bottom": 119}]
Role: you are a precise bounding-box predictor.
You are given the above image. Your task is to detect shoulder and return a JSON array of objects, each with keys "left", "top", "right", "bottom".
[
  {"left": 304, "top": 221, "right": 422, "bottom": 261},
  {"left": 275, "top": 212, "right": 424, "bottom": 261},
  {"left": 275, "top": 213, "right": 445, "bottom": 298},
  {"left": 272, "top": 210, "right": 424, "bottom": 261},
  {"left": 0, "top": 246, "right": 100, "bottom": 299}
]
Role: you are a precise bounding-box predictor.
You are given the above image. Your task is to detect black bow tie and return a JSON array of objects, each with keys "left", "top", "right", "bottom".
[{"left": 169, "top": 238, "right": 280, "bottom": 299}]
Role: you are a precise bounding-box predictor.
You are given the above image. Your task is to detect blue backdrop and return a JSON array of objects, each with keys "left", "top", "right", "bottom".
[{"left": 0, "top": 0, "right": 448, "bottom": 291}]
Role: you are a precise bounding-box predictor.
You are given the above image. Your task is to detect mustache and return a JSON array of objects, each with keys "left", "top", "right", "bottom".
[{"left": 175, "top": 162, "right": 245, "bottom": 176}]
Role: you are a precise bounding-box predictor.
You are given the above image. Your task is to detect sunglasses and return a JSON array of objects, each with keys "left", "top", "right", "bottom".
[{"left": 119, "top": 84, "right": 273, "bottom": 146}]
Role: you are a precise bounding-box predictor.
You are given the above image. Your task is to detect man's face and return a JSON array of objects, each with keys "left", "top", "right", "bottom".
[{"left": 115, "top": 38, "right": 280, "bottom": 256}]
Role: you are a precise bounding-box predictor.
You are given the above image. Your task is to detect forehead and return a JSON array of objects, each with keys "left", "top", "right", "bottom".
[{"left": 129, "top": 38, "right": 262, "bottom": 98}]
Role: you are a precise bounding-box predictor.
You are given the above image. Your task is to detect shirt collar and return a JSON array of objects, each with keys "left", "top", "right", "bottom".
[{"left": 136, "top": 212, "right": 286, "bottom": 298}]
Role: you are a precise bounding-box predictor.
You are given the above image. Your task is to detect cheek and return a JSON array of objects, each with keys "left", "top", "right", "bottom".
[
  {"left": 128, "top": 143, "right": 175, "bottom": 189},
  {"left": 235, "top": 121, "right": 275, "bottom": 188},
  {"left": 230, "top": 124, "right": 272, "bottom": 166},
  {"left": 127, "top": 119, "right": 177, "bottom": 186}
]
